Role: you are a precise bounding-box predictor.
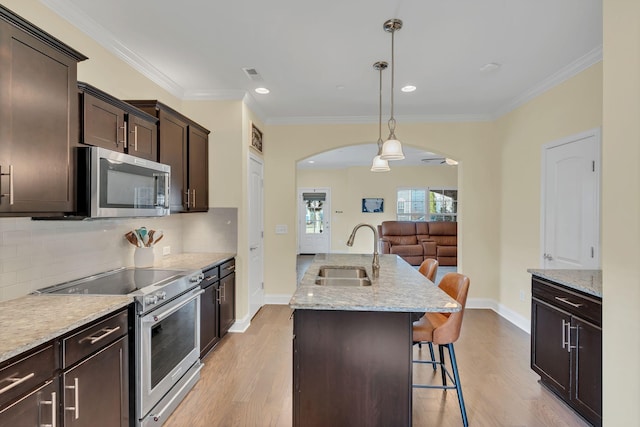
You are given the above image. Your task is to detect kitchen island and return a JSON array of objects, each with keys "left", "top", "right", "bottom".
[{"left": 289, "top": 253, "right": 460, "bottom": 427}]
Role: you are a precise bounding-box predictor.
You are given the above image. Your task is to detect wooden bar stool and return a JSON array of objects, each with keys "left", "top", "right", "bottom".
[{"left": 412, "top": 272, "right": 470, "bottom": 427}]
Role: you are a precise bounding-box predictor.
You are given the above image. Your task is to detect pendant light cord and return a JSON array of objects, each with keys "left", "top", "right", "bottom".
[
  {"left": 388, "top": 28, "right": 397, "bottom": 138},
  {"left": 378, "top": 64, "right": 383, "bottom": 152}
]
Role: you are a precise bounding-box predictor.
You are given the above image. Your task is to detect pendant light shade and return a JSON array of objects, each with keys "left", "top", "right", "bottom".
[
  {"left": 380, "top": 137, "right": 404, "bottom": 160},
  {"left": 371, "top": 61, "right": 390, "bottom": 172},
  {"left": 380, "top": 18, "right": 405, "bottom": 161},
  {"left": 371, "top": 155, "right": 390, "bottom": 172}
]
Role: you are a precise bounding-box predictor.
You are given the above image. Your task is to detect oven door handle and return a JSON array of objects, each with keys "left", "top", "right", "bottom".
[{"left": 143, "top": 289, "right": 204, "bottom": 324}]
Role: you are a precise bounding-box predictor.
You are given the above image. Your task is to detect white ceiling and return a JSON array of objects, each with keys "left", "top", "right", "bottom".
[
  {"left": 42, "top": 0, "right": 602, "bottom": 169},
  {"left": 43, "top": 0, "right": 602, "bottom": 125}
]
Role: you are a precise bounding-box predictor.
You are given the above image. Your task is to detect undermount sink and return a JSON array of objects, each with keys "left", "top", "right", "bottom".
[{"left": 315, "top": 266, "right": 371, "bottom": 287}]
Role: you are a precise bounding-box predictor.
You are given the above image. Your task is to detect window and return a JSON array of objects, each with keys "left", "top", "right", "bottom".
[{"left": 397, "top": 188, "right": 457, "bottom": 221}]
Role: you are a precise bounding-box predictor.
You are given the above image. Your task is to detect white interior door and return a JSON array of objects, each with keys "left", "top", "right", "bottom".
[
  {"left": 248, "top": 155, "right": 264, "bottom": 319},
  {"left": 542, "top": 129, "right": 600, "bottom": 269},
  {"left": 298, "top": 188, "right": 331, "bottom": 254}
]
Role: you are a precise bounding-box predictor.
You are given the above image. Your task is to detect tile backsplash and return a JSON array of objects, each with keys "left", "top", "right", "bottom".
[{"left": 0, "top": 208, "right": 237, "bottom": 302}]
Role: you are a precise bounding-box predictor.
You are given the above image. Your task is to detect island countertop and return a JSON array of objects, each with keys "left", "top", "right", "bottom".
[
  {"left": 289, "top": 253, "right": 461, "bottom": 312},
  {"left": 527, "top": 269, "right": 602, "bottom": 298}
]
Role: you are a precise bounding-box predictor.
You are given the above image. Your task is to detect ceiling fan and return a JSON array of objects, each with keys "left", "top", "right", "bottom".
[{"left": 421, "top": 156, "right": 459, "bottom": 165}]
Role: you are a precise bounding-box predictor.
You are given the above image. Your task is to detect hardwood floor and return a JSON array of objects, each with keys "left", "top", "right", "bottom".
[{"left": 165, "top": 305, "right": 590, "bottom": 427}]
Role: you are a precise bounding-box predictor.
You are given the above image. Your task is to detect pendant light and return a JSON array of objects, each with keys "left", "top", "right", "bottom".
[
  {"left": 380, "top": 18, "right": 405, "bottom": 161},
  {"left": 371, "top": 61, "right": 390, "bottom": 172}
]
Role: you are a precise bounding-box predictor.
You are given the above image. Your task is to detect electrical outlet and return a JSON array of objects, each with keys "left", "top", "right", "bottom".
[
  {"left": 519, "top": 290, "right": 525, "bottom": 302},
  {"left": 162, "top": 246, "right": 171, "bottom": 256}
]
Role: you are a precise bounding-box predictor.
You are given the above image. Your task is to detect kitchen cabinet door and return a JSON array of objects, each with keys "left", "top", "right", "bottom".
[
  {"left": 0, "top": 378, "right": 58, "bottom": 427},
  {"left": 128, "top": 114, "right": 158, "bottom": 161},
  {"left": 63, "top": 336, "right": 129, "bottom": 427},
  {"left": 158, "top": 109, "right": 189, "bottom": 213},
  {"left": 200, "top": 276, "right": 220, "bottom": 359},
  {"left": 187, "top": 126, "right": 209, "bottom": 211},
  {"left": 81, "top": 92, "right": 126, "bottom": 153},
  {"left": 531, "top": 298, "right": 572, "bottom": 398},
  {"left": 0, "top": 7, "right": 86, "bottom": 215},
  {"left": 219, "top": 272, "right": 236, "bottom": 337},
  {"left": 572, "top": 316, "right": 602, "bottom": 425}
]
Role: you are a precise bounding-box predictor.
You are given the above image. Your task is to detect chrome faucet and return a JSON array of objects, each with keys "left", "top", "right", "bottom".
[{"left": 346, "top": 223, "right": 380, "bottom": 278}]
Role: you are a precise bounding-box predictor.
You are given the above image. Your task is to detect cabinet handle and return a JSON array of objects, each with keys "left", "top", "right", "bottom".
[
  {"left": 221, "top": 283, "right": 226, "bottom": 302},
  {"left": 561, "top": 319, "right": 568, "bottom": 351},
  {"left": 554, "top": 296, "right": 583, "bottom": 308},
  {"left": 79, "top": 326, "right": 120, "bottom": 345},
  {"left": 224, "top": 265, "right": 235, "bottom": 272},
  {"left": 204, "top": 275, "right": 218, "bottom": 281},
  {"left": 0, "top": 371, "right": 35, "bottom": 394},
  {"left": 0, "top": 165, "right": 14, "bottom": 205},
  {"left": 134, "top": 125, "right": 138, "bottom": 151},
  {"left": 41, "top": 391, "right": 57, "bottom": 427},
  {"left": 119, "top": 121, "right": 128, "bottom": 148},
  {"left": 185, "top": 189, "right": 191, "bottom": 208},
  {"left": 65, "top": 377, "right": 80, "bottom": 420}
]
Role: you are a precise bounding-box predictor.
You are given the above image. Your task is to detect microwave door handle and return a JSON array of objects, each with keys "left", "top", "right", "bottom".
[{"left": 164, "top": 173, "right": 170, "bottom": 208}]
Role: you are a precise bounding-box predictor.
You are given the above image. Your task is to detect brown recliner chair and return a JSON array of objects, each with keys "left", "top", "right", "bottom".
[{"left": 377, "top": 221, "right": 436, "bottom": 266}]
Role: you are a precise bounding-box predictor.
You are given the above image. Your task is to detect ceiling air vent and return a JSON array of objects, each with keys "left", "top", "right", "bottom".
[{"left": 242, "top": 67, "right": 263, "bottom": 82}]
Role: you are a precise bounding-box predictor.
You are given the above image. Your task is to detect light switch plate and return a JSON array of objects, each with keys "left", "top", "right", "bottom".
[
  {"left": 162, "top": 246, "right": 171, "bottom": 255},
  {"left": 275, "top": 225, "right": 288, "bottom": 234}
]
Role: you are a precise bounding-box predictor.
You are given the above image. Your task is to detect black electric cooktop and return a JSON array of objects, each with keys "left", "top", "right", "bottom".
[{"left": 36, "top": 268, "right": 185, "bottom": 295}]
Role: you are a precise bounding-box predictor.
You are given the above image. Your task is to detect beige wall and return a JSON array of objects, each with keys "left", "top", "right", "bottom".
[
  {"left": 602, "top": 0, "right": 640, "bottom": 422},
  {"left": 494, "top": 63, "right": 603, "bottom": 320},
  {"left": 297, "top": 164, "right": 457, "bottom": 253},
  {"left": 264, "top": 122, "right": 500, "bottom": 301}
]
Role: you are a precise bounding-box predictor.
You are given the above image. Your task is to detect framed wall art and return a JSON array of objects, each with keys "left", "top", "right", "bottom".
[
  {"left": 362, "top": 198, "right": 384, "bottom": 213},
  {"left": 251, "top": 122, "right": 263, "bottom": 153}
]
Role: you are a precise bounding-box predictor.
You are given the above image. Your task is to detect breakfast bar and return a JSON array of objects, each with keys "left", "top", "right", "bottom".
[{"left": 289, "top": 253, "right": 460, "bottom": 427}]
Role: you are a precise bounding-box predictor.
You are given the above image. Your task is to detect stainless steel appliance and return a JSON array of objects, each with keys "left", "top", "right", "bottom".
[
  {"left": 36, "top": 267, "right": 205, "bottom": 426},
  {"left": 78, "top": 146, "right": 171, "bottom": 218}
]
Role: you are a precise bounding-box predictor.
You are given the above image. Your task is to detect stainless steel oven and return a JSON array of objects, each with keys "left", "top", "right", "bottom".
[
  {"left": 35, "top": 267, "right": 205, "bottom": 427},
  {"left": 137, "top": 286, "right": 203, "bottom": 426}
]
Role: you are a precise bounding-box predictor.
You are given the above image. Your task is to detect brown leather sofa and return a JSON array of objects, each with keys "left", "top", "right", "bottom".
[{"left": 377, "top": 221, "right": 457, "bottom": 266}]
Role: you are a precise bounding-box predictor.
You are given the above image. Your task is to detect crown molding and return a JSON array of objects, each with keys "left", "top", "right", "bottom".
[
  {"left": 492, "top": 44, "right": 603, "bottom": 119},
  {"left": 40, "top": 0, "right": 186, "bottom": 99},
  {"left": 182, "top": 89, "right": 246, "bottom": 100}
]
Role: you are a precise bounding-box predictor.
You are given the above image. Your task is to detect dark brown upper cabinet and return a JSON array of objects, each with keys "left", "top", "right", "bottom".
[
  {"left": 78, "top": 82, "right": 158, "bottom": 161},
  {"left": 0, "top": 5, "right": 87, "bottom": 216},
  {"left": 125, "top": 100, "right": 210, "bottom": 213}
]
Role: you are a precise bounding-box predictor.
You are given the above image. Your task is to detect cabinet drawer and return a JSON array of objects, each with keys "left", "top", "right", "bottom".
[
  {"left": 63, "top": 309, "right": 128, "bottom": 368},
  {"left": 532, "top": 278, "right": 601, "bottom": 326},
  {"left": 220, "top": 259, "right": 235, "bottom": 279},
  {"left": 202, "top": 265, "right": 220, "bottom": 287},
  {"left": 0, "top": 344, "right": 55, "bottom": 410}
]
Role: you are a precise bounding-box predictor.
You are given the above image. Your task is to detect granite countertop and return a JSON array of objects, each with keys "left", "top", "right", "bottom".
[
  {"left": 527, "top": 269, "right": 602, "bottom": 298},
  {"left": 0, "top": 295, "right": 132, "bottom": 364},
  {"left": 290, "top": 253, "right": 461, "bottom": 312},
  {"left": 153, "top": 252, "right": 235, "bottom": 271}
]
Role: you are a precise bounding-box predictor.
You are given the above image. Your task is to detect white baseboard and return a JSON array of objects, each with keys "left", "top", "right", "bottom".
[
  {"left": 228, "top": 313, "right": 250, "bottom": 333},
  {"left": 467, "top": 297, "right": 530, "bottom": 334},
  {"left": 264, "top": 294, "right": 293, "bottom": 305}
]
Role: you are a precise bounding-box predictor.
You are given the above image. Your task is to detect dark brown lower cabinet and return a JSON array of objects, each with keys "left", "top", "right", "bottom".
[
  {"left": 62, "top": 336, "right": 128, "bottom": 427},
  {"left": 531, "top": 277, "right": 602, "bottom": 426},
  {"left": 293, "top": 310, "right": 412, "bottom": 427},
  {"left": 219, "top": 272, "right": 236, "bottom": 337},
  {"left": 0, "top": 378, "right": 58, "bottom": 426}
]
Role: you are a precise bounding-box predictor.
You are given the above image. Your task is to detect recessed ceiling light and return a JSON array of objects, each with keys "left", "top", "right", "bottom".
[
  {"left": 255, "top": 87, "right": 270, "bottom": 94},
  {"left": 401, "top": 85, "right": 416, "bottom": 93},
  {"left": 308, "top": 160, "right": 315, "bottom": 164},
  {"left": 479, "top": 62, "right": 501, "bottom": 72}
]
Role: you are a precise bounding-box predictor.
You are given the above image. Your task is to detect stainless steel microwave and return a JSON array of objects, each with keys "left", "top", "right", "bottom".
[{"left": 78, "top": 147, "right": 170, "bottom": 218}]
